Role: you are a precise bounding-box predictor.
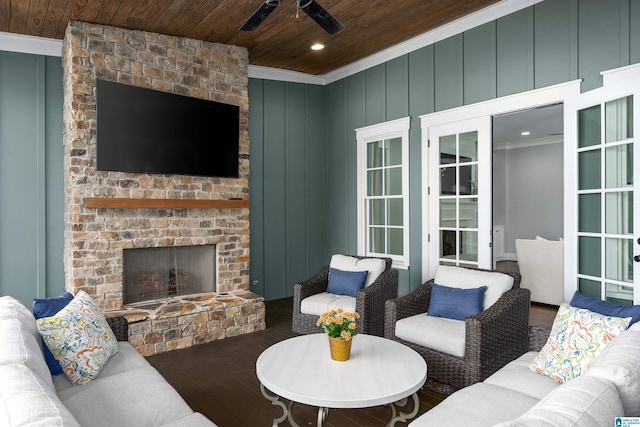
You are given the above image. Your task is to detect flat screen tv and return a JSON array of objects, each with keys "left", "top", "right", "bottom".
[{"left": 96, "top": 79, "right": 239, "bottom": 178}]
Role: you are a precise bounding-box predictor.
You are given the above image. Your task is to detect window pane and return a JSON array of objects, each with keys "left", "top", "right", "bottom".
[
  {"left": 441, "top": 230, "right": 456, "bottom": 258},
  {"left": 440, "top": 199, "right": 456, "bottom": 227},
  {"left": 459, "top": 165, "right": 477, "bottom": 196},
  {"left": 605, "top": 143, "right": 633, "bottom": 188},
  {"left": 578, "top": 105, "right": 601, "bottom": 148},
  {"left": 459, "top": 231, "right": 478, "bottom": 262},
  {"left": 579, "top": 193, "right": 600, "bottom": 233},
  {"left": 440, "top": 135, "right": 456, "bottom": 164},
  {"left": 387, "top": 198, "right": 403, "bottom": 226},
  {"left": 440, "top": 167, "right": 456, "bottom": 195},
  {"left": 605, "top": 283, "right": 633, "bottom": 305},
  {"left": 605, "top": 191, "right": 633, "bottom": 235},
  {"left": 367, "top": 170, "right": 382, "bottom": 196},
  {"left": 578, "top": 278, "right": 601, "bottom": 299},
  {"left": 459, "top": 198, "right": 478, "bottom": 228},
  {"left": 385, "top": 167, "right": 402, "bottom": 195},
  {"left": 459, "top": 131, "right": 478, "bottom": 162},
  {"left": 578, "top": 150, "right": 601, "bottom": 190},
  {"left": 385, "top": 137, "right": 402, "bottom": 166},
  {"left": 367, "top": 140, "right": 383, "bottom": 168},
  {"left": 579, "top": 236, "right": 601, "bottom": 277},
  {"left": 387, "top": 228, "right": 403, "bottom": 255},
  {"left": 369, "top": 227, "right": 385, "bottom": 253},
  {"left": 605, "top": 238, "right": 633, "bottom": 283},
  {"left": 605, "top": 96, "right": 633, "bottom": 143},
  {"left": 369, "top": 199, "right": 385, "bottom": 226}
]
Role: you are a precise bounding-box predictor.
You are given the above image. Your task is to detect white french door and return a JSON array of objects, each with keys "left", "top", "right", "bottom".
[
  {"left": 426, "top": 117, "right": 492, "bottom": 277},
  {"left": 565, "top": 66, "right": 640, "bottom": 305}
]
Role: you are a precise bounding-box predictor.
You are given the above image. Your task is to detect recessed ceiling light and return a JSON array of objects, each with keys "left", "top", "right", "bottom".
[
  {"left": 521, "top": 131, "right": 531, "bottom": 136},
  {"left": 311, "top": 43, "right": 325, "bottom": 51}
]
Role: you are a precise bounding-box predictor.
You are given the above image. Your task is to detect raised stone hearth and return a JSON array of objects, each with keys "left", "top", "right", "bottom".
[{"left": 61, "top": 21, "right": 265, "bottom": 355}]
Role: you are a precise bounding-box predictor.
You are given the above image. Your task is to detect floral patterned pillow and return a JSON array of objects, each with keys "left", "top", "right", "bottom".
[
  {"left": 529, "top": 303, "right": 631, "bottom": 383},
  {"left": 36, "top": 291, "right": 119, "bottom": 385}
]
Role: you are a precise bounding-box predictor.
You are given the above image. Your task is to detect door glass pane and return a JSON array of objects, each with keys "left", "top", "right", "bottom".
[
  {"left": 605, "top": 144, "right": 633, "bottom": 188},
  {"left": 459, "top": 131, "right": 478, "bottom": 162},
  {"left": 440, "top": 167, "right": 456, "bottom": 195},
  {"left": 579, "top": 193, "right": 600, "bottom": 233},
  {"left": 605, "top": 283, "right": 633, "bottom": 305},
  {"left": 459, "top": 231, "right": 478, "bottom": 262},
  {"left": 369, "top": 227, "right": 384, "bottom": 253},
  {"left": 387, "top": 229, "right": 403, "bottom": 255},
  {"left": 578, "top": 236, "right": 601, "bottom": 277},
  {"left": 369, "top": 199, "right": 384, "bottom": 225},
  {"left": 605, "top": 192, "right": 633, "bottom": 234},
  {"left": 367, "top": 141, "right": 383, "bottom": 168},
  {"left": 605, "top": 96, "right": 633, "bottom": 143},
  {"left": 578, "top": 150, "right": 601, "bottom": 190},
  {"left": 605, "top": 238, "right": 633, "bottom": 283},
  {"left": 385, "top": 167, "right": 402, "bottom": 195},
  {"left": 367, "top": 170, "right": 383, "bottom": 196},
  {"left": 386, "top": 138, "right": 402, "bottom": 166},
  {"left": 440, "top": 135, "right": 456, "bottom": 164},
  {"left": 459, "top": 198, "right": 478, "bottom": 228},
  {"left": 387, "top": 198, "right": 402, "bottom": 226},
  {"left": 578, "top": 278, "right": 601, "bottom": 299},
  {"left": 440, "top": 199, "right": 456, "bottom": 227},
  {"left": 441, "top": 230, "right": 456, "bottom": 258},
  {"left": 578, "top": 105, "right": 601, "bottom": 148},
  {"left": 459, "top": 165, "right": 477, "bottom": 195}
]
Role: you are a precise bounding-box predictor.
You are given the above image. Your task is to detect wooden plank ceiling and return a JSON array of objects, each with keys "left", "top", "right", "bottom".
[{"left": 0, "top": 0, "right": 501, "bottom": 75}]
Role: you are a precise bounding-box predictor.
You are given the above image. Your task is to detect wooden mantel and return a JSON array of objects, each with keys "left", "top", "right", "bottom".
[{"left": 84, "top": 198, "right": 249, "bottom": 209}]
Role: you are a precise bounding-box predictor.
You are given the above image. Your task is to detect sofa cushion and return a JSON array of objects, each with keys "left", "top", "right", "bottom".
[
  {"left": 161, "top": 413, "right": 217, "bottom": 427},
  {"left": 0, "top": 363, "right": 80, "bottom": 427},
  {"left": 395, "top": 313, "right": 465, "bottom": 357},
  {"left": 329, "top": 255, "right": 386, "bottom": 287},
  {"left": 0, "top": 296, "right": 41, "bottom": 343},
  {"left": 57, "top": 366, "right": 194, "bottom": 427},
  {"left": 327, "top": 267, "right": 368, "bottom": 297},
  {"left": 585, "top": 329, "right": 640, "bottom": 416},
  {"left": 433, "top": 265, "right": 513, "bottom": 310},
  {"left": 36, "top": 291, "right": 119, "bottom": 385},
  {"left": 484, "top": 352, "right": 560, "bottom": 400},
  {"left": 428, "top": 283, "right": 487, "bottom": 320},
  {"left": 409, "top": 383, "right": 538, "bottom": 427},
  {"left": 0, "top": 319, "right": 54, "bottom": 391},
  {"left": 570, "top": 290, "right": 640, "bottom": 326},
  {"left": 495, "top": 376, "right": 623, "bottom": 427},
  {"left": 529, "top": 303, "right": 630, "bottom": 383},
  {"left": 300, "top": 292, "right": 356, "bottom": 316},
  {"left": 33, "top": 291, "right": 74, "bottom": 376}
]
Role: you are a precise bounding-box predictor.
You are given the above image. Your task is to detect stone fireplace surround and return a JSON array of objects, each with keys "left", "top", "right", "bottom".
[{"left": 62, "top": 21, "right": 265, "bottom": 356}]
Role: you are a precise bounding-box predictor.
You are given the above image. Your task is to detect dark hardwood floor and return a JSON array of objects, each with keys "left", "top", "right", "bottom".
[{"left": 147, "top": 297, "right": 557, "bottom": 427}]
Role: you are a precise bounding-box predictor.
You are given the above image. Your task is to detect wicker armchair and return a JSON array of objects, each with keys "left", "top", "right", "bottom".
[
  {"left": 106, "top": 316, "right": 129, "bottom": 341},
  {"left": 384, "top": 267, "right": 530, "bottom": 393},
  {"left": 292, "top": 255, "right": 398, "bottom": 337}
]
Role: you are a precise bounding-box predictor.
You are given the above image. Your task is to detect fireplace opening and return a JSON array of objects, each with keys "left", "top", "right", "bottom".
[{"left": 123, "top": 245, "right": 216, "bottom": 305}]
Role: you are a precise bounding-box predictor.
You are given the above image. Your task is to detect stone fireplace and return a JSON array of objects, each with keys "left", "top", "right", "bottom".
[{"left": 61, "top": 21, "right": 265, "bottom": 356}]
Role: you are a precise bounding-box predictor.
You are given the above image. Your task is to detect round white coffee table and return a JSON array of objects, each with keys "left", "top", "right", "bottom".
[{"left": 256, "top": 333, "right": 427, "bottom": 427}]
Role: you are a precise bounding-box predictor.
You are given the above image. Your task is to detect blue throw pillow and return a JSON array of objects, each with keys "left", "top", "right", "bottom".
[
  {"left": 327, "top": 267, "right": 368, "bottom": 297},
  {"left": 427, "top": 283, "right": 487, "bottom": 321},
  {"left": 570, "top": 291, "right": 640, "bottom": 326},
  {"left": 33, "top": 291, "right": 74, "bottom": 375}
]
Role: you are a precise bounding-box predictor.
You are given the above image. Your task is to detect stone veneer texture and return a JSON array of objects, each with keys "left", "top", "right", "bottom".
[{"left": 61, "top": 21, "right": 263, "bottom": 355}]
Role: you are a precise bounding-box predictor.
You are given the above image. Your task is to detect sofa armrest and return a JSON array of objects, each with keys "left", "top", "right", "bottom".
[
  {"left": 357, "top": 268, "right": 399, "bottom": 336},
  {"left": 384, "top": 281, "right": 432, "bottom": 339},
  {"left": 106, "top": 316, "right": 129, "bottom": 341},
  {"left": 292, "top": 266, "right": 330, "bottom": 314}
]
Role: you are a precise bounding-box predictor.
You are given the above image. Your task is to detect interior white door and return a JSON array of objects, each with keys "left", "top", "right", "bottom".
[
  {"left": 565, "top": 67, "right": 640, "bottom": 305},
  {"left": 426, "top": 117, "right": 492, "bottom": 278}
]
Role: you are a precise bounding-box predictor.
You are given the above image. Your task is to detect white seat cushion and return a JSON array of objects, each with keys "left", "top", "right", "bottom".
[
  {"left": 395, "top": 313, "right": 465, "bottom": 357},
  {"left": 330, "top": 255, "right": 386, "bottom": 287},
  {"left": 484, "top": 352, "right": 561, "bottom": 400},
  {"left": 300, "top": 292, "right": 356, "bottom": 316},
  {"left": 434, "top": 265, "right": 514, "bottom": 310}
]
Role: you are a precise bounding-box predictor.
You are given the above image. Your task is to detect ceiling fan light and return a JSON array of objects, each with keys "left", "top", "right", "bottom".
[{"left": 311, "top": 43, "right": 325, "bottom": 50}]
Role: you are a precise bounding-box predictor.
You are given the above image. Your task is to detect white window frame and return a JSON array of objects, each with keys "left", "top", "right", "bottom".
[{"left": 356, "top": 117, "right": 410, "bottom": 269}]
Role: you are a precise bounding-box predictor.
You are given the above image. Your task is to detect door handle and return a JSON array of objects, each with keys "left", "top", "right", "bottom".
[{"left": 635, "top": 255, "right": 640, "bottom": 263}]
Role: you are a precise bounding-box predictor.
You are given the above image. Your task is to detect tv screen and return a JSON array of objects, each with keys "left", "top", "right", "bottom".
[{"left": 96, "top": 79, "right": 239, "bottom": 178}]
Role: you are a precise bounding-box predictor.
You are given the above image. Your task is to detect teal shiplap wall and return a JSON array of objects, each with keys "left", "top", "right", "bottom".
[
  {"left": 2, "top": 0, "right": 640, "bottom": 303},
  {"left": 0, "top": 52, "right": 64, "bottom": 305}
]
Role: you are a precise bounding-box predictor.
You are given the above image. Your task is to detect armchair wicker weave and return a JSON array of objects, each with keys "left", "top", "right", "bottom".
[
  {"left": 384, "top": 266, "right": 530, "bottom": 393},
  {"left": 292, "top": 255, "right": 398, "bottom": 337}
]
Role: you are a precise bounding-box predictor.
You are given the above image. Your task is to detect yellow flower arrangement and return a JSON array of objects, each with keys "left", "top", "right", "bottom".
[{"left": 316, "top": 308, "right": 360, "bottom": 340}]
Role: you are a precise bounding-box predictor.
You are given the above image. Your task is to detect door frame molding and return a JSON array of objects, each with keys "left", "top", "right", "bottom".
[{"left": 420, "top": 80, "right": 582, "bottom": 282}]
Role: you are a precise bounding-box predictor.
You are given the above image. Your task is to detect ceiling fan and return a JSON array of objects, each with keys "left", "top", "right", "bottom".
[{"left": 240, "top": 0, "right": 344, "bottom": 35}]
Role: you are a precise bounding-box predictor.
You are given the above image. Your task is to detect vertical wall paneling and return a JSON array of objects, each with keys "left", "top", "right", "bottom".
[
  {"left": 578, "top": 0, "right": 626, "bottom": 92},
  {"left": 463, "top": 22, "right": 497, "bottom": 105},
  {"left": 619, "top": 0, "right": 630, "bottom": 68},
  {"left": 365, "top": 64, "right": 386, "bottom": 125},
  {"left": 632, "top": 0, "right": 640, "bottom": 64},
  {"left": 248, "top": 79, "right": 266, "bottom": 296},
  {"left": 534, "top": 0, "right": 577, "bottom": 88},
  {"left": 496, "top": 8, "right": 534, "bottom": 97},
  {"left": 386, "top": 56, "right": 409, "bottom": 120},
  {"left": 434, "top": 34, "right": 463, "bottom": 111},
  {"left": 35, "top": 57, "right": 46, "bottom": 299}
]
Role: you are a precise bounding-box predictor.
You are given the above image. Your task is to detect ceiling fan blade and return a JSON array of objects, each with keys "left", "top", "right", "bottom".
[
  {"left": 299, "top": 0, "right": 344, "bottom": 35},
  {"left": 240, "top": 1, "right": 281, "bottom": 31}
]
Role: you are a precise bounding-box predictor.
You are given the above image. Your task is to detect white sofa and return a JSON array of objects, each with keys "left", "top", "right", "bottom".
[
  {"left": 515, "top": 237, "right": 564, "bottom": 305},
  {"left": 0, "top": 295, "right": 216, "bottom": 427},
  {"left": 410, "top": 323, "right": 640, "bottom": 426}
]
